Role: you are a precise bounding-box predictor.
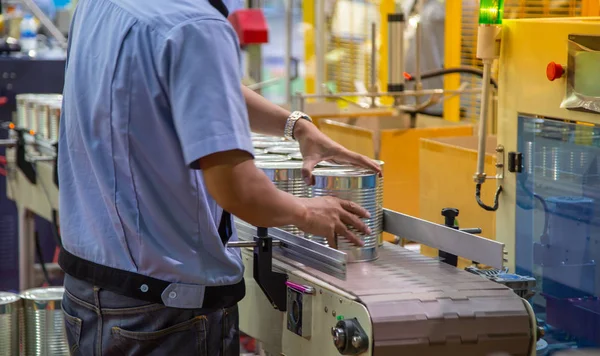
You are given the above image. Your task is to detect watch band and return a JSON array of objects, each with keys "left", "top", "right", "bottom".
[{"left": 284, "top": 111, "right": 313, "bottom": 141}]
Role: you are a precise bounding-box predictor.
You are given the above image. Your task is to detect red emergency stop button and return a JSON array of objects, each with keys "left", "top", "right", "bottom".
[{"left": 546, "top": 62, "right": 565, "bottom": 81}]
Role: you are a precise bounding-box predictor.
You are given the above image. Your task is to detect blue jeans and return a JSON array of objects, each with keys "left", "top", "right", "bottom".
[{"left": 61, "top": 274, "right": 240, "bottom": 355}]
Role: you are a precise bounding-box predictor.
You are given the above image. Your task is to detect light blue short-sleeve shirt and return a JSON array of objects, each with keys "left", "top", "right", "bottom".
[{"left": 58, "top": 0, "right": 253, "bottom": 308}]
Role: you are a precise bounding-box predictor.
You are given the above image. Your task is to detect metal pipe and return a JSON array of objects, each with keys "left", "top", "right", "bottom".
[
  {"left": 387, "top": 12, "right": 405, "bottom": 107},
  {"left": 298, "top": 87, "right": 482, "bottom": 99},
  {"left": 475, "top": 59, "right": 493, "bottom": 182},
  {"left": 414, "top": 0, "right": 425, "bottom": 92},
  {"left": 227, "top": 240, "right": 282, "bottom": 248},
  {"left": 19, "top": 0, "right": 68, "bottom": 49},
  {"left": 0, "top": 139, "right": 17, "bottom": 147},
  {"left": 370, "top": 22, "right": 377, "bottom": 107},
  {"left": 314, "top": 0, "right": 325, "bottom": 95},
  {"left": 284, "top": 0, "right": 293, "bottom": 104}
]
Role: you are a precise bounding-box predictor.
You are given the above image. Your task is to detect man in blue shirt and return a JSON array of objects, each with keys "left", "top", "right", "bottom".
[{"left": 58, "top": 0, "right": 380, "bottom": 354}]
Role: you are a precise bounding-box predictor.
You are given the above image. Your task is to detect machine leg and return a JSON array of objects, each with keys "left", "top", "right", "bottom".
[{"left": 19, "top": 207, "right": 35, "bottom": 291}]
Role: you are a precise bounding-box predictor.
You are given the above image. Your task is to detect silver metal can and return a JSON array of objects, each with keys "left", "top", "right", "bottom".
[
  {"left": 256, "top": 160, "right": 307, "bottom": 237},
  {"left": 316, "top": 161, "right": 385, "bottom": 245},
  {"left": 0, "top": 292, "right": 22, "bottom": 356},
  {"left": 21, "top": 287, "right": 69, "bottom": 356},
  {"left": 264, "top": 146, "right": 301, "bottom": 155},
  {"left": 16, "top": 94, "right": 37, "bottom": 129},
  {"left": 310, "top": 167, "right": 382, "bottom": 262},
  {"left": 48, "top": 101, "right": 62, "bottom": 141}
]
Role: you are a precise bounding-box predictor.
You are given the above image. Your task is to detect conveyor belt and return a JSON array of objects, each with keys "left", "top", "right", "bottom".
[{"left": 280, "top": 244, "right": 535, "bottom": 356}]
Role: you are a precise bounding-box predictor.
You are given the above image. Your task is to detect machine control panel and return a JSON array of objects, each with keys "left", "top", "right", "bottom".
[{"left": 330, "top": 318, "right": 369, "bottom": 355}]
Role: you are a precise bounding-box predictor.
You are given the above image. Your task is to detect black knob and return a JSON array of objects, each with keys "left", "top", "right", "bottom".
[{"left": 441, "top": 208, "right": 459, "bottom": 228}]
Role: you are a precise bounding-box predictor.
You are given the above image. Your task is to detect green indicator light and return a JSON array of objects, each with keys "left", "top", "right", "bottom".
[
  {"left": 479, "top": 0, "right": 505, "bottom": 25},
  {"left": 337, "top": 315, "right": 344, "bottom": 321}
]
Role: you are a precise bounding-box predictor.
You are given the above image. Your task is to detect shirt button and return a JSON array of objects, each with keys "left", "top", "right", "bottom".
[
  {"left": 140, "top": 284, "right": 149, "bottom": 293},
  {"left": 169, "top": 291, "right": 177, "bottom": 299}
]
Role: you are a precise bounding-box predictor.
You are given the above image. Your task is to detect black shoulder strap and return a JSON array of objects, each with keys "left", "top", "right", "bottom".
[{"left": 209, "top": 0, "right": 229, "bottom": 17}]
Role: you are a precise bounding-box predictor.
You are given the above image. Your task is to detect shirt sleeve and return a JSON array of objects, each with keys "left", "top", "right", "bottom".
[{"left": 162, "top": 18, "right": 253, "bottom": 169}]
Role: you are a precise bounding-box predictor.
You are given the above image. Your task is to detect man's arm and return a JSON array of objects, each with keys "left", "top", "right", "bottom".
[
  {"left": 242, "top": 85, "right": 291, "bottom": 136},
  {"left": 242, "top": 85, "right": 381, "bottom": 184},
  {"left": 199, "top": 149, "right": 371, "bottom": 245}
]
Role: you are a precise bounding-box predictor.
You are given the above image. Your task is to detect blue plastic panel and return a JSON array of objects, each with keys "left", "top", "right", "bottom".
[{"left": 517, "top": 114, "right": 600, "bottom": 352}]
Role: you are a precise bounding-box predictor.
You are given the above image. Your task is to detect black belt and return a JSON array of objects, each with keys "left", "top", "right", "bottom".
[{"left": 58, "top": 211, "right": 245, "bottom": 309}]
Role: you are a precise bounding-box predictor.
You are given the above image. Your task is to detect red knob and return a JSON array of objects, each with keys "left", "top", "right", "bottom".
[{"left": 546, "top": 62, "right": 565, "bottom": 81}]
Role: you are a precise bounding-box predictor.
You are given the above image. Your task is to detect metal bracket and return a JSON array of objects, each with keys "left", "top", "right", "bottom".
[
  {"left": 16, "top": 130, "right": 36, "bottom": 184},
  {"left": 493, "top": 145, "right": 505, "bottom": 180},
  {"left": 235, "top": 219, "right": 348, "bottom": 279},
  {"left": 253, "top": 228, "right": 288, "bottom": 311}
]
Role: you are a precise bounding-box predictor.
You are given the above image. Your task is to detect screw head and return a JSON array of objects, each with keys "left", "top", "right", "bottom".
[
  {"left": 352, "top": 335, "right": 362, "bottom": 348},
  {"left": 324, "top": 306, "right": 328, "bottom": 313}
]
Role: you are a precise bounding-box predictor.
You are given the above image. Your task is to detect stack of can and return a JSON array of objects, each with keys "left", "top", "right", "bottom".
[
  {"left": 15, "top": 93, "right": 63, "bottom": 141},
  {"left": 0, "top": 292, "right": 22, "bottom": 356},
  {"left": 309, "top": 168, "right": 382, "bottom": 262},
  {"left": 21, "top": 287, "right": 69, "bottom": 356}
]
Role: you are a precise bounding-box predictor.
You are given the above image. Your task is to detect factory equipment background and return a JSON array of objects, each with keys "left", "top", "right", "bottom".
[{"left": 0, "top": 0, "right": 599, "bottom": 355}]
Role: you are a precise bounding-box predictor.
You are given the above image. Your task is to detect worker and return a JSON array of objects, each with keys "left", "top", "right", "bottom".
[{"left": 57, "top": 0, "right": 380, "bottom": 354}]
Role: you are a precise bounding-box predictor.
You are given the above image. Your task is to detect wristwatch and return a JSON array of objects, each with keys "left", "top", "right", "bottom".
[{"left": 284, "top": 111, "right": 313, "bottom": 141}]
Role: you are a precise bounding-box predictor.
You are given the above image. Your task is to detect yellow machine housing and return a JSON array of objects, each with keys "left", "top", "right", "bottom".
[{"left": 496, "top": 17, "right": 600, "bottom": 350}]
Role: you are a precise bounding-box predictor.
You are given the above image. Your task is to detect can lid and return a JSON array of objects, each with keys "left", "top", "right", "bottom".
[
  {"left": 289, "top": 152, "right": 303, "bottom": 160},
  {"left": 265, "top": 146, "right": 300, "bottom": 155},
  {"left": 317, "top": 160, "right": 384, "bottom": 168},
  {"left": 256, "top": 160, "right": 304, "bottom": 170},
  {"left": 21, "top": 287, "right": 65, "bottom": 301},
  {"left": 313, "top": 167, "right": 376, "bottom": 177},
  {"left": 253, "top": 140, "right": 298, "bottom": 149},
  {"left": 254, "top": 154, "right": 291, "bottom": 162},
  {"left": 0, "top": 292, "right": 21, "bottom": 305}
]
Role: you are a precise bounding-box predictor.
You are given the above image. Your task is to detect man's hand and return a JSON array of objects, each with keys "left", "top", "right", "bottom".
[
  {"left": 296, "top": 196, "right": 371, "bottom": 247},
  {"left": 293, "top": 120, "right": 382, "bottom": 185}
]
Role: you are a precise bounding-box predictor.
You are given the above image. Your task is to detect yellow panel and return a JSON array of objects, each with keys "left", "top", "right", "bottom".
[
  {"left": 303, "top": 0, "right": 315, "bottom": 94},
  {"left": 379, "top": 120, "right": 473, "bottom": 231},
  {"left": 496, "top": 17, "right": 600, "bottom": 272},
  {"left": 319, "top": 120, "right": 376, "bottom": 158},
  {"left": 582, "top": 0, "right": 600, "bottom": 15},
  {"left": 443, "top": 0, "right": 462, "bottom": 122},
  {"left": 419, "top": 136, "right": 498, "bottom": 269}
]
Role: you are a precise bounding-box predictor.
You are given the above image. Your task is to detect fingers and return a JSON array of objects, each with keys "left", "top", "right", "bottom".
[
  {"left": 339, "top": 199, "right": 370, "bottom": 218},
  {"left": 301, "top": 157, "right": 319, "bottom": 186},
  {"left": 335, "top": 223, "right": 364, "bottom": 247},
  {"left": 353, "top": 152, "right": 383, "bottom": 176},
  {"left": 339, "top": 210, "right": 371, "bottom": 236},
  {"left": 338, "top": 150, "right": 383, "bottom": 176}
]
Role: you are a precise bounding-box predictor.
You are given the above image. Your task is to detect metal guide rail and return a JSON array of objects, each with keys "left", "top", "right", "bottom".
[{"left": 233, "top": 207, "right": 505, "bottom": 279}]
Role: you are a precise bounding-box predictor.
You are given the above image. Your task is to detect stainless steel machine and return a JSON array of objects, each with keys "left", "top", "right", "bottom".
[{"left": 234, "top": 211, "right": 538, "bottom": 356}]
